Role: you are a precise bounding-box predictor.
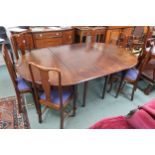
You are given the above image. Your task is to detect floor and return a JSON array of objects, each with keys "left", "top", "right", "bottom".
[{"left": 0, "top": 65, "right": 155, "bottom": 129}]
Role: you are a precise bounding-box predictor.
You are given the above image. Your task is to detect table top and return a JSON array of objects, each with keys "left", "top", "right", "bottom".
[{"left": 16, "top": 43, "right": 137, "bottom": 86}]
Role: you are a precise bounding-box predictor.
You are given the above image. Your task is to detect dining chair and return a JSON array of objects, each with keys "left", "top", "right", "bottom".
[
  {"left": 127, "top": 26, "right": 150, "bottom": 55},
  {"left": 2, "top": 43, "right": 37, "bottom": 113},
  {"left": 114, "top": 43, "right": 153, "bottom": 101},
  {"left": 28, "top": 62, "right": 76, "bottom": 129},
  {"left": 10, "top": 32, "right": 31, "bottom": 61},
  {"left": 139, "top": 38, "right": 155, "bottom": 95}
]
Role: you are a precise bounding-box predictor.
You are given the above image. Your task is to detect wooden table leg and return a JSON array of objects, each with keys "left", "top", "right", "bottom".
[
  {"left": 101, "top": 76, "right": 109, "bottom": 99},
  {"left": 82, "top": 82, "right": 88, "bottom": 107}
]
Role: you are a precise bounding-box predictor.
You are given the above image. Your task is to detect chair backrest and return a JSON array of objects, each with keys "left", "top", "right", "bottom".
[
  {"left": 2, "top": 43, "right": 17, "bottom": 89},
  {"left": 10, "top": 32, "right": 30, "bottom": 60},
  {"left": 28, "top": 62, "right": 63, "bottom": 105},
  {"left": 132, "top": 26, "right": 144, "bottom": 38},
  {"left": 137, "top": 43, "right": 153, "bottom": 75},
  {"left": 136, "top": 27, "right": 151, "bottom": 62}
]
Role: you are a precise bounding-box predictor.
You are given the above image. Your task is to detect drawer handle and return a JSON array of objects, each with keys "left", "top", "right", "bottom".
[
  {"left": 56, "top": 33, "right": 59, "bottom": 36},
  {"left": 39, "top": 34, "right": 42, "bottom": 37},
  {"left": 48, "top": 36, "right": 61, "bottom": 38},
  {"left": 69, "top": 35, "right": 71, "bottom": 39}
]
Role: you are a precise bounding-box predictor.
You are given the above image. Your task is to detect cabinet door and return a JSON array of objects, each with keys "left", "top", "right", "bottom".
[
  {"left": 12, "top": 33, "right": 34, "bottom": 50},
  {"left": 105, "top": 27, "right": 133, "bottom": 45},
  {"left": 105, "top": 29, "right": 122, "bottom": 45},
  {"left": 62, "top": 30, "right": 74, "bottom": 44},
  {"left": 24, "top": 33, "right": 34, "bottom": 49}
]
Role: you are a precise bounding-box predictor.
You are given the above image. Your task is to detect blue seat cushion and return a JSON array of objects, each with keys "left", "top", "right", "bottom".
[
  {"left": 16, "top": 77, "right": 30, "bottom": 91},
  {"left": 125, "top": 68, "right": 139, "bottom": 81},
  {"left": 40, "top": 88, "right": 72, "bottom": 104}
]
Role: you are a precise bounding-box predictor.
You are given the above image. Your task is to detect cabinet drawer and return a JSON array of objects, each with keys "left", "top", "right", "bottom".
[
  {"left": 34, "top": 38, "right": 62, "bottom": 48},
  {"left": 33, "top": 32, "right": 62, "bottom": 39}
]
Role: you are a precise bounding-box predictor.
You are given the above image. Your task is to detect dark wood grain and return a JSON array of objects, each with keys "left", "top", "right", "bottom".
[{"left": 16, "top": 43, "right": 137, "bottom": 86}]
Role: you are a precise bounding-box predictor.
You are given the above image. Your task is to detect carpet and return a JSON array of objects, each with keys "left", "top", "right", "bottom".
[{"left": 0, "top": 96, "right": 30, "bottom": 129}]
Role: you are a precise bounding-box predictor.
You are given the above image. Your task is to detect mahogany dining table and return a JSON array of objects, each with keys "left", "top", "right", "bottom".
[{"left": 16, "top": 43, "right": 137, "bottom": 104}]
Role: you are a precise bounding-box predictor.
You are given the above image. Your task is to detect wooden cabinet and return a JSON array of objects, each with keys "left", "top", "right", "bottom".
[
  {"left": 32, "top": 30, "right": 74, "bottom": 48},
  {"left": 105, "top": 26, "right": 133, "bottom": 44},
  {"left": 9, "top": 28, "right": 75, "bottom": 49},
  {"left": 10, "top": 27, "right": 137, "bottom": 49},
  {"left": 74, "top": 27, "right": 106, "bottom": 43}
]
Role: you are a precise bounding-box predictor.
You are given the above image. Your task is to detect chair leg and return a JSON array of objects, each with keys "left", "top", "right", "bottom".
[
  {"left": 72, "top": 85, "right": 77, "bottom": 116},
  {"left": 31, "top": 89, "right": 40, "bottom": 114},
  {"left": 16, "top": 93, "right": 23, "bottom": 113},
  {"left": 38, "top": 103, "right": 42, "bottom": 123},
  {"left": 131, "top": 84, "right": 137, "bottom": 101},
  {"left": 107, "top": 75, "right": 113, "bottom": 93},
  {"left": 60, "top": 108, "right": 64, "bottom": 129},
  {"left": 115, "top": 71, "right": 126, "bottom": 98},
  {"left": 82, "top": 82, "right": 88, "bottom": 107},
  {"left": 101, "top": 76, "right": 108, "bottom": 99}
]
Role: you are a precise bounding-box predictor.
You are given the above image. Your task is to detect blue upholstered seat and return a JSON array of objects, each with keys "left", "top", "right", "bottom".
[
  {"left": 40, "top": 88, "right": 73, "bottom": 104},
  {"left": 16, "top": 77, "right": 30, "bottom": 91},
  {"left": 125, "top": 68, "right": 139, "bottom": 81}
]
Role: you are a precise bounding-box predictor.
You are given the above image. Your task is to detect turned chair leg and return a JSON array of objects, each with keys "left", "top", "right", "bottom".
[
  {"left": 82, "top": 82, "right": 88, "bottom": 107},
  {"left": 101, "top": 76, "right": 108, "bottom": 99}
]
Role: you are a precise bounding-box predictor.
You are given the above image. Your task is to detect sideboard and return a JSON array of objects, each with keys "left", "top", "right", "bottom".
[{"left": 9, "top": 27, "right": 75, "bottom": 49}]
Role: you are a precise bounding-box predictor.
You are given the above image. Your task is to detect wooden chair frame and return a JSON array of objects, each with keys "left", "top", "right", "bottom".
[
  {"left": 28, "top": 62, "right": 76, "bottom": 129},
  {"left": 2, "top": 43, "right": 37, "bottom": 113},
  {"left": 115, "top": 43, "right": 153, "bottom": 101}
]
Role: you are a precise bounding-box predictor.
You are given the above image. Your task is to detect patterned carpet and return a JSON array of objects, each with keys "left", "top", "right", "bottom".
[{"left": 0, "top": 96, "right": 30, "bottom": 129}]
